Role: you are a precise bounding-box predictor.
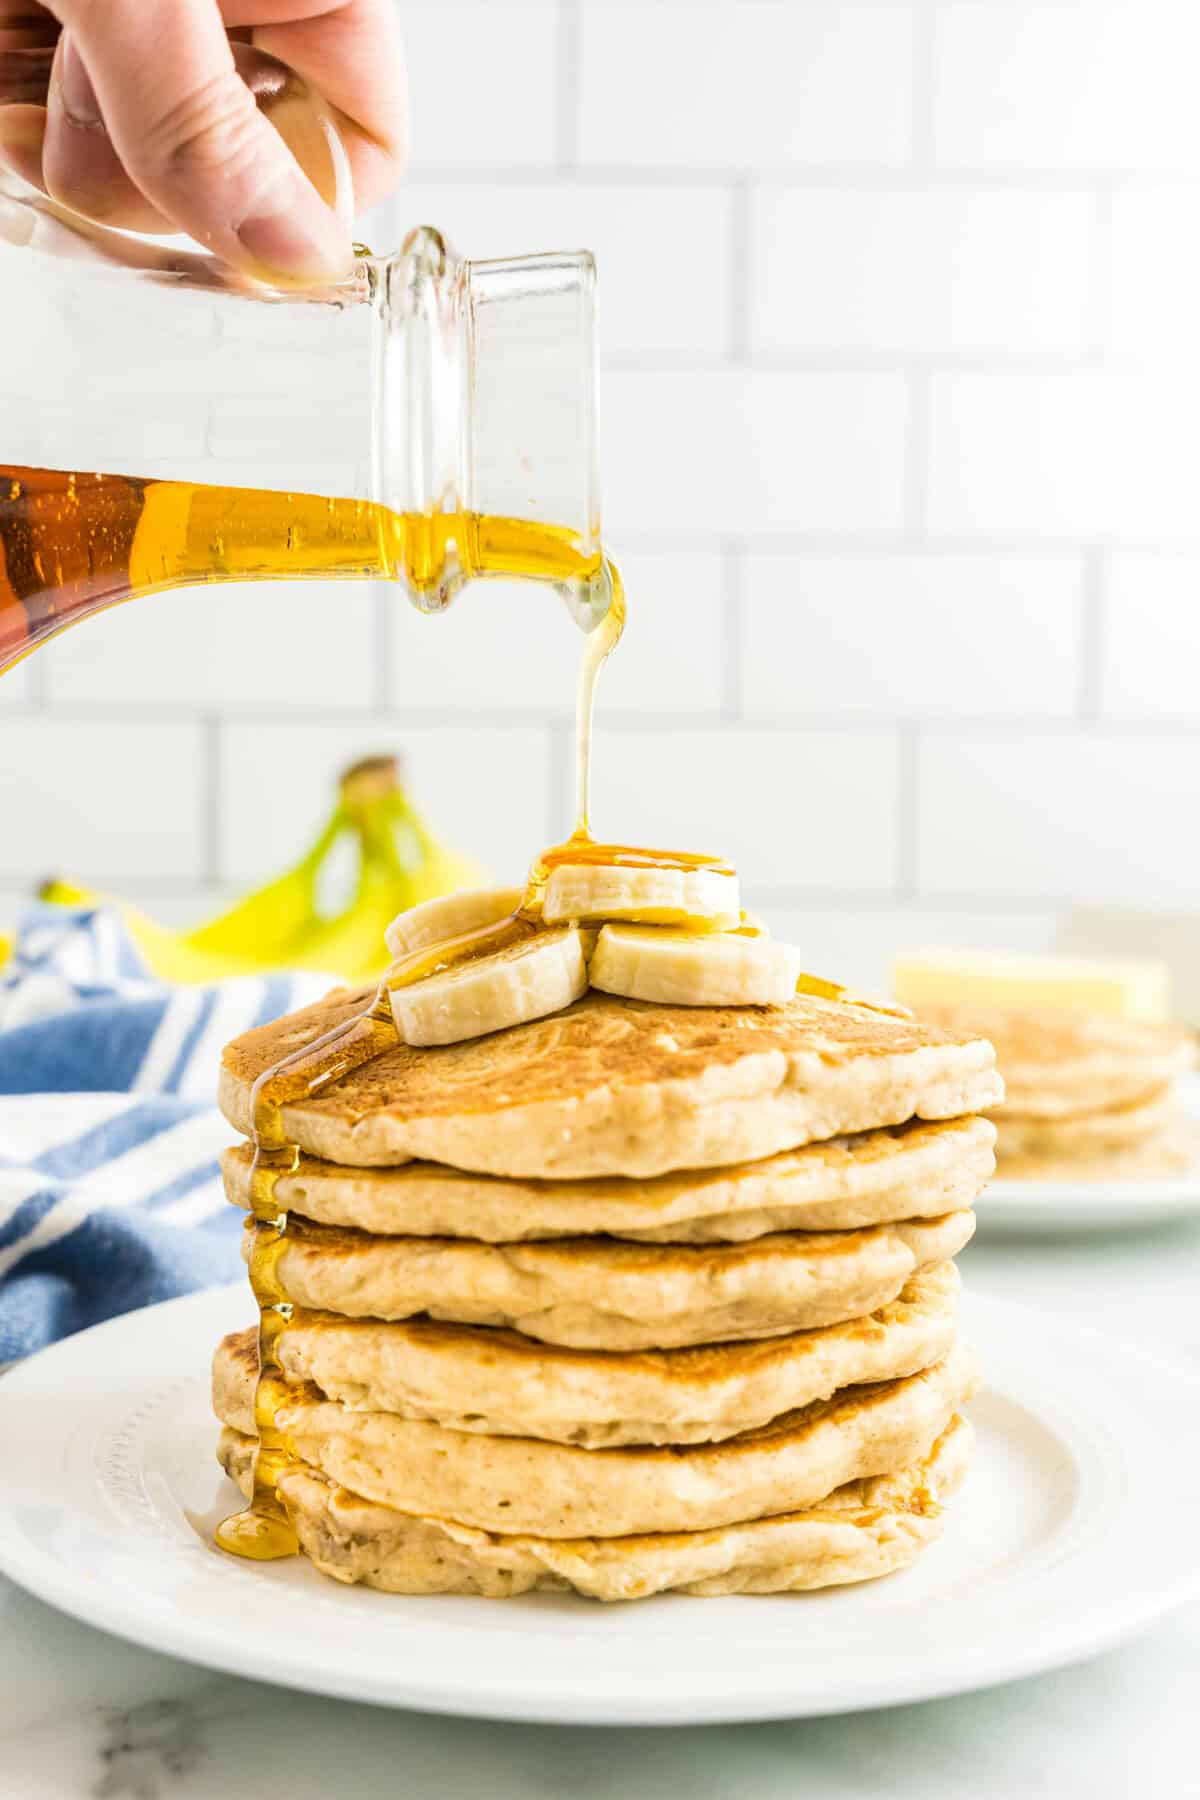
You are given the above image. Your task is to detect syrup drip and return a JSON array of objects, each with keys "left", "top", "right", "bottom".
[
  {"left": 571, "top": 559, "right": 625, "bottom": 839},
  {"left": 214, "top": 984, "right": 400, "bottom": 1557},
  {"left": 386, "top": 913, "right": 541, "bottom": 990}
]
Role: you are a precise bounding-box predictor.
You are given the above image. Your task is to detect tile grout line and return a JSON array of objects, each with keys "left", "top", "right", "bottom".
[
  {"left": 0, "top": 874, "right": 1087, "bottom": 915},
  {"left": 23, "top": 702, "right": 1200, "bottom": 737},
  {"left": 605, "top": 531, "right": 1123, "bottom": 554},
  {"left": 909, "top": 0, "right": 938, "bottom": 171},
  {"left": 601, "top": 350, "right": 1110, "bottom": 373},
  {"left": 403, "top": 161, "right": 1162, "bottom": 193},
  {"left": 739, "top": 890, "right": 1069, "bottom": 915}
]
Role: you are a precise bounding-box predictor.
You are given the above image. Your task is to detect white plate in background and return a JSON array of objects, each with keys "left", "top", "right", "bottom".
[
  {"left": 0, "top": 1284, "right": 1196, "bottom": 1725},
  {"left": 978, "top": 1171, "right": 1200, "bottom": 1233},
  {"left": 978, "top": 1075, "right": 1200, "bottom": 1234}
]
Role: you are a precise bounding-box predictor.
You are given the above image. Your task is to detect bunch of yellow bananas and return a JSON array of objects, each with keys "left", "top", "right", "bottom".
[{"left": 32, "top": 755, "right": 487, "bottom": 985}]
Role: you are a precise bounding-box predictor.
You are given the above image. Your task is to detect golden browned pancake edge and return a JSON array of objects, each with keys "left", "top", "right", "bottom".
[
  {"left": 219, "top": 988, "right": 1002, "bottom": 1177},
  {"left": 220, "top": 1114, "right": 996, "bottom": 1241},
  {"left": 215, "top": 1415, "right": 973, "bottom": 1599},
  {"left": 211, "top": 1261, "right": 961, "bottom": 1447}
]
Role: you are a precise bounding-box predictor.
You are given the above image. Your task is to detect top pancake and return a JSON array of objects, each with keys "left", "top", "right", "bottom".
[
  {"left": 914, "top": 1003, "right": 1195, "bottom": 1118},
  {"left": 219, "top": 987, "right": 1001, "bottom": 1179}
]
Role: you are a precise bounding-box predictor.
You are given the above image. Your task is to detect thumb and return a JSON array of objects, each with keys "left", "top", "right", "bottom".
[{"left": 48, "top": 0, "right": 352, "bottom": 283}]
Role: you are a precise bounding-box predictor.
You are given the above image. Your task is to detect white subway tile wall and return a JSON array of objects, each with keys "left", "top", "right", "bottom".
[
  {"left": 401, "top": 0, "right": 560, "bottom": 168},
  {"left": 1108, "top": 185, "right": 1200, "bottom": 355},
  {"left": 741, "top": 554, "right": 1086, "bottom": 720},
  {"left": 44, "top": 584, "right": 381, "bottom": 711},
  {"left": 926, "top": 372, "right": 1200, "bottom": 541},
  {"left": 0, "top": 721, "right": 206, "bottom": 884},
  {"left": 749, "top": 188, "right": 1096, "bottom": 357},
  {"left": 1100, "top": 557, "right": 1200, "bottom": 721},
  {"left": 387, "top": 180, "right": 736, "bottom": 355},
  {"left": 602, "top": 369, "right": 911, "bottom": 535},
  {"left": 388, "top": 549, "right": 727, "bottom": 718},
  {"left": 930, "top": 1, "right": 1200, "bottom": 173},
  {"left": 917, "top": 734, "right": 1200, "bottom": 905},
  {"left": 578, "top": 2, "right": 917, "bottom": 169},
  {"left": 0, "top": 660, "right": 32, "bottom": 708},
  {"left": 7, "top": 0, "right": 1200, "bottom": 993},
  {"left": 589, "top": 728, "right": 901, "bottom": 892}
]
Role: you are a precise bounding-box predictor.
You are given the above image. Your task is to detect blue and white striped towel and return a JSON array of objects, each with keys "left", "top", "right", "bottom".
[{"left": 0, "top": 903, "right": 331, "bottom": 1362}]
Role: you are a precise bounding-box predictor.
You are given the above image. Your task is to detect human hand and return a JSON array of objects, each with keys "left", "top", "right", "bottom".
[{"left": 0, "top": 1, "right": 408, "bottom": 282}]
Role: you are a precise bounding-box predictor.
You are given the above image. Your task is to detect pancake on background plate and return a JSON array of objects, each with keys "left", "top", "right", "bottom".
[{"left": 914, "top": 1003, "right": 1197, "bottom": 1183}]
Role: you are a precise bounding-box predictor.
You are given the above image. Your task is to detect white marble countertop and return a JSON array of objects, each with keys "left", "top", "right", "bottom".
[{"left": 3, "top": 1217, "right": 1199, "bottom": 1800}]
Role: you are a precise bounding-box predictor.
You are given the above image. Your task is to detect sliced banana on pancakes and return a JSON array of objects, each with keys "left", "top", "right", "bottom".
[
  {"left": 384, "top": 868, "right": 804, "bottom": 1045},
  {"left": 541, "top": 860, "right": 741, "bottom": 931},
  {"left": 384, "top": 886, "right": 522, "bottom": 961},
  {"left": 590, "top": 924, "right": 803, "bottom": 1007},
  {"left": 389, "top": 925, "right": 589, "bottom": 1047}
]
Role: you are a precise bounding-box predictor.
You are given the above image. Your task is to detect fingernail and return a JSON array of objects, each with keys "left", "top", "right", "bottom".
[
  {"left": 59, "top": 35, "right": 102, "bottom": 129},
  {"left": 237, "top": 174, "right": 353, "bottom": 282}
]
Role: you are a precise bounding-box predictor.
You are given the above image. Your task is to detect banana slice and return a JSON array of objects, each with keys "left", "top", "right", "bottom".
[
  {"left": 384, "top": 887, "right": 523, "bottom": 962},
  {"left": 542, "top": 863, "right": 740, "bottom": 931},
  {"left": 589, "top": 924, "right": 803, "bottom": 1007},
  {"left": 390, "top": 926, "right": 588, "bottom": 1046}
]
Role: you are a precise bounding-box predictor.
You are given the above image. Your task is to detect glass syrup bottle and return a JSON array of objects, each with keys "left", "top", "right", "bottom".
[{"left": 0, "top": 57, "right": 609, "bottom": 674}]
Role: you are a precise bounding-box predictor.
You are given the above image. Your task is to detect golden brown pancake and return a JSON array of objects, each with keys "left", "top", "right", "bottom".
[
  {"left": 239, "top": 1209, "right": 975, "bottom": 1350},
  {"left": 221, "top": 1114, "right": 995, "bottom": 1243},
  {"left": 216, "top": 1414, "right": 972, "bottom": 1599},
  {"left": 214, "top": 1342, "right": 976, "bottom": 1538},
  {"left": 219, "top": 988, "right": 1002, "bottom": 1179},
  {"left": 212, "top": 1262, "right": 960, "bottom": 1448}
]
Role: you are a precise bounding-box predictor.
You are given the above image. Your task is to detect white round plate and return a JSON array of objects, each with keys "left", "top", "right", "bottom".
[
  {"left": 978, "top": 1078, "right": 1200, "bottom": 1234},
  {"left": 978, "top": 1169, "right": 1200, "bottom": 1233},
  {"left": 0, "top": 1284, "right": 1197, "bottom": 1727}
]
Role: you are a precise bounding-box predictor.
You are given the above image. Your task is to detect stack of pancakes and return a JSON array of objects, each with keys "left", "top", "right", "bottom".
[
  {"left": 212, "top": 988, "right": 1000, "bottom": 1599},
  {"left": 918, "top": 1005, "right": 1197, "bottom": 1183}
]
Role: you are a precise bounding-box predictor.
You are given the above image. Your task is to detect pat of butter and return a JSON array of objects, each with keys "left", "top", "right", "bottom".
[{"left": 891, "top": 949, "right": 1170, "bottom": 1023}]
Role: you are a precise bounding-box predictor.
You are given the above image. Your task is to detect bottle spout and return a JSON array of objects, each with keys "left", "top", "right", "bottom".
[{"left": 369, "top": 236, "right": 603, "bottom": 614}]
